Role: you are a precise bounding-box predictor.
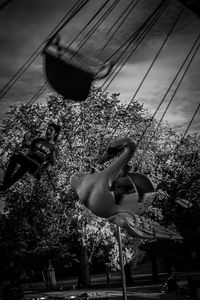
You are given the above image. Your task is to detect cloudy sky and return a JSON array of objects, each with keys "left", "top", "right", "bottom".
[{"left": 0, "top": 0, "right": 200, "bottom": 133}]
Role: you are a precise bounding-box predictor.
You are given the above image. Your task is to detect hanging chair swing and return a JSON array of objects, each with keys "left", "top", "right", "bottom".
[
  {"left": 43, "top": 36, "right": 114, "bottom": 101},
  {"left": 111, "top": 171, "right": 156, "bottom": 215}
]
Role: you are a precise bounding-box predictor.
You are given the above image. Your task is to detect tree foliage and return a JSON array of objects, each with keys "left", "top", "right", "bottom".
[
  {"left": 0, "top": 88, "right": 147, "bottom": 283},
  {"left": 0, "top": 87, "right": 199, "bottom": 285}
]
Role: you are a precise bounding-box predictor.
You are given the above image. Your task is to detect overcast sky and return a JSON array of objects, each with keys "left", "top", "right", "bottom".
[{"left": 0, "top": 0, "right": 200, "bottom": 134}]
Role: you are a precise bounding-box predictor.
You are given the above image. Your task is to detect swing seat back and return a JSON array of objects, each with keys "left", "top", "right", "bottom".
[
  {"left": 128, "top": 172, "right": 154, "bottom": 194},
  {"left": 119, "top": 173, "right": 156, "bottom": 215},
  {"left": 43, "top": 48, "right": 94, "bottom": 101}
]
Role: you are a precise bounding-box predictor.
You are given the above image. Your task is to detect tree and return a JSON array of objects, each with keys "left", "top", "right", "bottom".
[
  {"left": 0, "top": 88, "right": 146, "bottom": 286},
  {"left": 1, "top": 86, "right": 193, "bottom": 286},
  {"left": 155, "top": 132, "right": 200, "bottom": 271}
]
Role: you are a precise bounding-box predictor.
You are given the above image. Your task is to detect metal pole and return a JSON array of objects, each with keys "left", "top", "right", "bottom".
[{"left": 117, "top": 225, "right": 127, "bottom": 300}]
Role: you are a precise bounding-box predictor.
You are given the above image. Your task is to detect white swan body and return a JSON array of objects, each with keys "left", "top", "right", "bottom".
[{"left": 70, "top": 137, "right": 182, "bottom": 240}]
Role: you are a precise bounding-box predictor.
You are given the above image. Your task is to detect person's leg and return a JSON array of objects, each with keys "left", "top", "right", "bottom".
[
  {"left": 4, "top": 154, "right": 42, "bottom": 188},
  {"left": 0, "top": 153, "right": 31, "bottom": 191},
  {"left": 0, "top": 154, "right": 21, "bottom": 190},
  {"left": 0, "top": 153, "right": 42, "bottom": 191},
  {"left": 26, "top": 153, "right": 43, "bottom": 179},
  {"left": 12, "top": 153, "right": 41, "bottom": 177},
  {"left": 4, "top": 154, "right": 19, "bottom": 179},
  {"left": 1, "top": 166, "right": 27, "bottom": 190}
]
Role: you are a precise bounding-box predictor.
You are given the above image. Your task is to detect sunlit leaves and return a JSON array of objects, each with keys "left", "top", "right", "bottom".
[{"left": 1, "top": 86, "right": 199, "bottom": 278}]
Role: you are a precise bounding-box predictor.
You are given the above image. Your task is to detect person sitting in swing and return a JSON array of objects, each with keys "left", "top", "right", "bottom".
[{"left": 0, "top": 122, "right": 61, "bottom": 191}]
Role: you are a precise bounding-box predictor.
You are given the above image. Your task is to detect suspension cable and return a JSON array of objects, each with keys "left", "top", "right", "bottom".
[
  {"left": 155, "top": 102, "right": 200, "bottom": 191},
  {"left": 0, "top": 0, "right": 89, "bottom": 100},
  {"left": 69, "top": 0, "right": 120, "bottom": 58},
  {"left": 45, "top": 0, "right": 90, "bottom": 47},
  {"left": 31, "top": 0, "right": 134, "bottom": 106},
  {"left": 170, "top": 103, "right": 200, "bottom": 162},
  {"left": 0, "top": 0, "right": 14, "bottom": 10},
  {"left": 154, "top": 40, "right": 200, "bottom": 130},
  {"left": 93, "top": 1, "right": 170, "bottom": 159},
  {"left": 18, "top": 0, "right": 166, "bottom": 109},
  {"left": 28, "top": 1, "right": 170, "bottom": 155},
  {"left": 133, "top": 35, "right": 200, "bottom": 151},
  {"left": 182, "top": 103, "right": 200, "bottom": 138},
  {"left": 106, "top": 0, "right": 169, "bottom": 62},
  {"left": 127, "top": 8, "right": 184, "bottom": 123},
  {"left": 87, "top": 0, "right": 169, "bottom": 155},
  {"left": 107, "top": 0, "right": 137, "bottom": 35},
  {"left": 27, "top": 1, "right": 115, "bottom": 106},
  {"left": 102, "top": 0, "right": 140, "bottom": 50},
  {"left": 144, "top": 34, "right": 200, "bottom": 150},
  {"left": 23, "top": 0, "right": 113, "bottom": 107},
  {"left": 158, "top": 103, "right": 200, "bottom": 209},
  {"left": 27, "top": 82, "right": 49, "bottom": 106},
  {"left": 94, "top": 0, "right": 169, "bottom": 140},
  {"left": 123, "top": 7, "right": 185, "bottom": 148},
  {"left": 65, "top": 0, "right": 111, "bottom": 51},
  {"left": 101, "top": 0, "right": 170, "bottom": 93}
]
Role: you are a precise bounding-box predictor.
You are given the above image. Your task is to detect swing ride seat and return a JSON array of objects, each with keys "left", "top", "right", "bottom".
[
  {"left": 70, "top": 134, "right": 183, "bottom": 240},
  {"left": 110, "top": 174, "right": 181, "bottom": 240},
  {"left": 108, "top": 175, "right": 181, "bottom": 240},
  {"left": 97, "top": 137, "right": 156, "bottom": 214},
  {"left": 116, "top": 172, "right": 157, "bottom": 215},
  {"left": 128, "top": 172, "right": 155, "bottom": 195},
  {"left": 178, "top": 0, "right": 200, "bottom": 17},
  {"left": 43, "top": 47, "right": 93, "bottom": 101},
  {"left": 43, "top": 43, "right": 113, "bottom": 101},
  {"left": 109, "top": 176, "right": 182, "bottom": 240}
]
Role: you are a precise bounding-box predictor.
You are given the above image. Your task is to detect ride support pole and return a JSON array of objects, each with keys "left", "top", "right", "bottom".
[{"left": 117, "top": 225, "right": 127, "bottom": 300}]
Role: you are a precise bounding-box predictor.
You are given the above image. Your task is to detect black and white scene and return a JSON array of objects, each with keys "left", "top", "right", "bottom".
[{"left": 0, "top": 0, "right": 200, "bottom": 300}]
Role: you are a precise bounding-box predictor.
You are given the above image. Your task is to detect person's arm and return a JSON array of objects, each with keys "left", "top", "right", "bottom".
[{"left": 49, "top": 145, "right": 58, "bottom": 165}]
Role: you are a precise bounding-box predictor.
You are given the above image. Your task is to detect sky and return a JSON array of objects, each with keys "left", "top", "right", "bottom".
[{"left": 0, "top": 0, "right": 200, "bottom": 134}]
